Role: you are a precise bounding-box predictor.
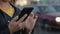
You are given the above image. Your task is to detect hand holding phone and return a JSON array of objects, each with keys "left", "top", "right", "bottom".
[{"left": 17, "top": 7, "right": 34, "bottom": 21}]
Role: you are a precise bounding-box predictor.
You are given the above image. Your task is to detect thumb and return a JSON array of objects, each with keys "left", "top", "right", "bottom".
[{"left": 34, "top": 16, "right": 38, "bottom": 22}]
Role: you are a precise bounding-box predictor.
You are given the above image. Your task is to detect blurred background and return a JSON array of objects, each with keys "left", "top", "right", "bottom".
[
  {"left": 14, "top": 0, "right": 60, "bottom": 6},
  {"left": 11, "top": 0, "right": 60, "bottom": 34}
]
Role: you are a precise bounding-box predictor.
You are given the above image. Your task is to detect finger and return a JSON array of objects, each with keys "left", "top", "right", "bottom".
[
  {"left": 11, "top": 16, "right": 19, "bottom": 22},
  {"left": 26, "top": 12, "right": 34, "bottom": 20},
  {"left": 18, "top": 23, "right": 24, "bottom": 29},
  {"left": 17, "top": 14, "right": 27, "bottom": 23},
  {"left": 29, "top": 12, "right": 34, "bottom": 18},
  {"left": 34, "top": 16, "right": 38, "bottom": 21}
]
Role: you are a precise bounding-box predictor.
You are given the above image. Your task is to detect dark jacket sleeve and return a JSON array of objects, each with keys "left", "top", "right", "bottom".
[
  {"left": 0, "top": 13, "right": 10, "bottom": 34},
  {"left": 0, "top": 27, "right": 10, "bottom": 34}
]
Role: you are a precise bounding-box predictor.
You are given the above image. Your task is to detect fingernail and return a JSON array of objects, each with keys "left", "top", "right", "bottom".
[
  {"left": 30, "top": 14, "right": 33, "bottom": 16},
  {"left": 34, "top": 16, "right": 38, "bottom": 18},
  {"left": 36, "top": 16, "right": 38, "bottom": 18}
]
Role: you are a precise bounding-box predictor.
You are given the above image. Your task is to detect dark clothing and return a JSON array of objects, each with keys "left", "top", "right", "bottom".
[{"left": 0, "top": 3, "right": 22, "bottom": 34}]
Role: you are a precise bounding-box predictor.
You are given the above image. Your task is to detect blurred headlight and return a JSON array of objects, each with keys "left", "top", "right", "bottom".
[{"left": 55, "top": 17, "right": 60, "bottom": 22}]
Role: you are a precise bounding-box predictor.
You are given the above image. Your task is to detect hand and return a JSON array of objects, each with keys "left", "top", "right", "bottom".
[
  {"left": 24, "top": 12, "right": 38, "bottom": 33},
  {"left": 8, "top": 14, "right": 27, "bottom": 34}
]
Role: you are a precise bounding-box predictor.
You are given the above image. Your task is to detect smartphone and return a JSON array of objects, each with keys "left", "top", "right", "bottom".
[{"left": 17, "top": 7, "right": 34, "bottom": 21}]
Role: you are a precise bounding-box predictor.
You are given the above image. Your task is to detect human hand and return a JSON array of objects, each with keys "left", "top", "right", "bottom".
[
  {"left": 24, "top": 12, "right": 38, "bottom": 34},
  {"left": 8, "top": 14, "right": 27, "bottom": 34}
]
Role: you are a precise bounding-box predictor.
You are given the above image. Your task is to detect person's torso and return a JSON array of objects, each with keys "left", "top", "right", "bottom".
[{"left": 0, "top": 4, "right": 21, "bottom": 34}]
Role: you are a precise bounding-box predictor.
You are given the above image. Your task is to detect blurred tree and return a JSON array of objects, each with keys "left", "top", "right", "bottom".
[{"left": 42, "top": 0, "right": 46, "bottom": 4}]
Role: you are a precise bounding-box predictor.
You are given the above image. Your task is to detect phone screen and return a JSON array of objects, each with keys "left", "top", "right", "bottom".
[{"left": 17, "top": 7, "right": 34, "bottom": 21}]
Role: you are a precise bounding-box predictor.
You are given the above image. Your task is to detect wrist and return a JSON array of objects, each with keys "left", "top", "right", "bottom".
[
  {"left": 26, "top": 28, "right": 32, "bottom": 34},
  {"left": 8, "top": 25, "right": 14, "bottom": 34}
]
